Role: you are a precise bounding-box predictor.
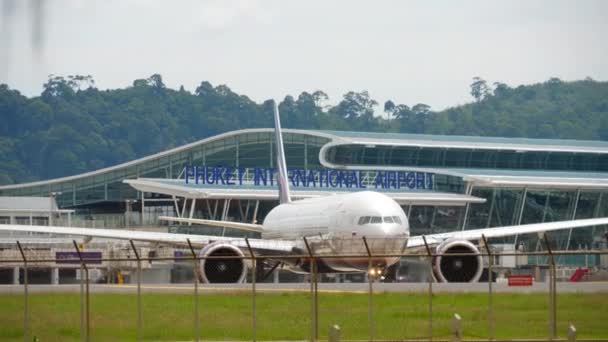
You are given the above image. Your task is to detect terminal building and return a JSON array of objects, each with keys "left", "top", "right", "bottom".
[{"left": 1, "top": 129, "right": 607, "bottom": 283}]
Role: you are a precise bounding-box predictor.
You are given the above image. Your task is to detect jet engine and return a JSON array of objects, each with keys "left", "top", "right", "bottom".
[
  {"left": 199, "top": 242, "right": 247, "bottom": 283},
  {"left": 432, "top": 240, "right": 483, "bottom": 283}
]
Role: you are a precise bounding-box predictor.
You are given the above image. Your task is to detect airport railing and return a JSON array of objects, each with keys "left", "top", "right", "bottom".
[{"left": 0, "top": 233, "right": 607, "bottom": 342}]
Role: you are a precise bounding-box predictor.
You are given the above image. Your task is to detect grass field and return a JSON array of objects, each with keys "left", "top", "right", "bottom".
[{"left": 0, "top": 291, "right": 606, "bottom": 341}]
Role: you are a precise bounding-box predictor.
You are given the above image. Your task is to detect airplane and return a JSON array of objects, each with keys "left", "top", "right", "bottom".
[{"left": 1, "top": 103, "right": 608, "bottom": 283}]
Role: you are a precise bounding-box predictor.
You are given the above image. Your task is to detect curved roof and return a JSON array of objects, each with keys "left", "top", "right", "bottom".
[
  {"left": 2, "top": 128, "right": 608, "bottom": 199},
  {"left": 319, "top": 130, "right": 608, "bottom": 153},
  {"left": 0, "top": 129, "right": 335, "bottom": 192},
  {"left": 125, "top": 178, "right": 485, "bottom": 206}
]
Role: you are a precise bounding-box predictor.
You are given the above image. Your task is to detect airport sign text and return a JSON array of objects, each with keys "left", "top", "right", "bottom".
[{"left": 184, "top": 165, "right": 433, "bottom": 190}]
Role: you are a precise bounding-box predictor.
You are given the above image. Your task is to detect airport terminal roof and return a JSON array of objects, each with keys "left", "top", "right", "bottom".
[
  {"left": 1, "top": 128, "right": 608, "bottom": 207},
  {"left": 125, "top": 178, "right": 486, "bottom": 206},
  {"left": 453, "top": 169, "right": 608, "bottom": 189},
  {"left": 319, "top": 130, "right": 608, "bottom": 154}
]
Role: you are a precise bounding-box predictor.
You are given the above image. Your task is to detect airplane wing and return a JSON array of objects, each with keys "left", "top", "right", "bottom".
[
  {"left": 406, "top": 217, "right": 608, "bottom": 249},
  {"left": 0, "top": 224, "right": 294, "bottom": 254},
  {"left": 158, "top": 216, "right": 264, "bottom": 233}
]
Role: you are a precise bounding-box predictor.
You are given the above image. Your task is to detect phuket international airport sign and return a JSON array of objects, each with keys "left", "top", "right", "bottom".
[{"left": 184, "top": 165, "right": 434, "bottom": 190}]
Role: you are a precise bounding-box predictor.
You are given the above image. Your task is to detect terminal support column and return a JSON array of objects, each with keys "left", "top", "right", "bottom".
[
  {"left": 565, "top": 189, "right": 581, "bottom": 252},
  {"left": 513, "top": 188, "right": 528, "bottom": 247},
  {"left": 188, "top": 198, "right": 197, "bottom": 225},
  {"left": 13, "top": 266, "right": 19, "bottom": 285},
  {"left": 51, "top": 268, "right": 59, "bottom": 285},
  {"left": 140, "top": 191, "right": 145, "bottom": 225},
  {"left": 460, "top": 182, "right": 474, "bottom": 230}
]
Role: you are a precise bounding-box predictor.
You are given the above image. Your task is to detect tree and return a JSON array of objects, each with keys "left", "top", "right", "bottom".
[
  {"left": 492, "top": 82, "right": 510, "bottom": 97},
  {"left": 470, "top": 77, "right": 490, "bottom": 102},
  {"left": 412, "top": 103, "right": 431, "bottom": 116},
  {"left": 67, "top": 75, "right": 96, "bottom": 91},
  {"left": 147, "top": 74, "right": 165, "bottom": 89},
  {"left": 384, "top": 100, "right": 395, "bottom": 118},
  {"left": 42, "top": 75, "right": 75, "bottom": 98},
  {"left": 331, "top": 91, "right": 377, "bottom": 120},
  {"left": 312, "top": 90, "right": 329, "bottom": 108}
]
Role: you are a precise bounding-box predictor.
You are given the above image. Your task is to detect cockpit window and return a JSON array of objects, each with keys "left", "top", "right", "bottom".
[
  {"left": 358, "top": 216, "right": 371, "bottom": 225},
  {"left": 359, "top": 216, "right": 401, "bottom": 225},
  {"left": 370, "top": 216, "right": 382, "bottom": 224}
]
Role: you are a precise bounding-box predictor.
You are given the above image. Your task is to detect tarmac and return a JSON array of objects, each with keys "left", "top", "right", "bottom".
[{"left": 0, "top": 281, "right": 607, "bottom": 294}]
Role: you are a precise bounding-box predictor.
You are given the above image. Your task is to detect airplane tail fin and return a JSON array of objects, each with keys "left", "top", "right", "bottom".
[{"left": 273, "top": 101, "right": 292, "bottom": 204}]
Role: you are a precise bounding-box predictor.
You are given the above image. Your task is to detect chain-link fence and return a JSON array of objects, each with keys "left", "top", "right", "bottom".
[{"left": 1, "top": 234, "right": 607, "bottom": 342}]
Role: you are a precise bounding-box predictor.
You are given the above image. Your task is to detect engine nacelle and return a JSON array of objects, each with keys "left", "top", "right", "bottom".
[
  {"left": 432, "top": 240, "right": 483, "bottom": 283},
  {"left": 199, "top": 243, "right": 247, "bottom": 283}
]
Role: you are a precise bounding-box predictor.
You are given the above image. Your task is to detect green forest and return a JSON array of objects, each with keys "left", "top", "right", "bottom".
[{"left": 1, "top": 74, "right": 607, "bottom": 185}]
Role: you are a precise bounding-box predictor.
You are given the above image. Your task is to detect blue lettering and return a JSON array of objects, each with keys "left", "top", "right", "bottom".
[
  {"left": 397, "top": 171, "right": 407, "bottom": 189},
  {"left": 416, "top": 172, "right": 425, "bottom": 189},
  {"left": 237, "top": 168, "right": 244, "bottom": 185},
  {"left": 387, "top": 171, "right": 397, "bottom": 189},
  {"left": 268, "top": 168, "right": 275, "bottom": 186},
  {"left": 253, "top": 168, "right": 267, "bottom": 186},
  {"left": 329, "top": 170, "right": 339, "bottom": 187},
  {"left": 406, "top": 172, "right": 415, "bottom": 189},
  {"left": 374, "top": 171, "right": 384, "bottom": 188},
  {"left": 214, "top": 167, "right": 225, "bottom": 185},
  {"left": 182, "top": 165, "right": 435, "bottom": 192},
  {"left": 206, "top": 167, "right": 216, "bottom": 184},
  {"left": 184, "top": 166, "right": 195, "bottom": 184},
  {"left": 358, "top": 171, "right": 366, "bottom": 188},
  {"left": 307, "top": 170, "right": 317, "bottom": 187},
  {"left": 225, "top": 167, "right": 235, "bottom": 185},
  {"left": 292, "top": 169, "right": 306, "bottom": 187}
]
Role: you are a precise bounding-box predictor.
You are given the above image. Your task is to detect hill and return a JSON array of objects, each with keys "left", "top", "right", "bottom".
[{"left": 0, "top": 75, "right": 607, "bottom": 184}]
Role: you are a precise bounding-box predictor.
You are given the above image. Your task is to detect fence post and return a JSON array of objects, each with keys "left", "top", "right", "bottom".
[
  {"left": 450, "top": 313, "right": 462, "bottom": 342},
  {"left": 481, "top": 234, "right": 494, "bottom": 340},
  {"left": 422, "top": 236, "right": 433, "bottom": 342},
  {"left": 73, "top": 240, "right": 90, "bottom": 342},
  {"left": 362, "top": 237, "right": 374, "bottom": 341},
  {"left": 328, "top": 324, "right": 341, "bottom": 342},
  {"left": 543, "top": 234, "right": 557, "bottom": 339},
  {"left": 245, "top": 238, "right": 257, "bottom": 342},
  {"left": 303, "top": 237, "right": 317, "bottom": 342},
  {"left": 187, "top": 239, "right": 200, "bottom": 342},
  {"left": 16, "top": 241, "right": 29, "bottom": 342},
  {"left": 129, "top": 240, "right": 142, "bottom": 342},
  {"left": 567, "top": 324, "right": 576, "bottom": 342}
]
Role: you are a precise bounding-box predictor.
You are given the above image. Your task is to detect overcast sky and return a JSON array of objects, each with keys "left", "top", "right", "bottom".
[{"left": 1, "top": 0, "right": 607, "bottom": 110}]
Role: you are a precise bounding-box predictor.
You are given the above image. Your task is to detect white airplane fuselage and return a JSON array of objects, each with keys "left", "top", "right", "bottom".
[{"left": 262, "top": 191, "right": 410, "bottom": 272}]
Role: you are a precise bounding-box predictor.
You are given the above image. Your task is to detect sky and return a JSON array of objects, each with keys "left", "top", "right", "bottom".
[{"left": 1, "top": 0, "right": 607, "bottom": 110}]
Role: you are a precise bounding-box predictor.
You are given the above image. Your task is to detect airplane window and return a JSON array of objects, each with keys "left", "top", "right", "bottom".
[
  {"left": 358, "top": 216, "right": 371, "bottom": 225},
  {"left": 392, "top": 216, "right": 402, "bottom": 224},
  {"left": 370, "top": 216, "right": 382, "bottom": 224},
  {"left": 383, "top": 216, "right": 394, "bottom": 223}
]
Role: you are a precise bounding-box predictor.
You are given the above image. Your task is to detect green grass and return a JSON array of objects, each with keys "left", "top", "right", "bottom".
[{"left": 0, "top": 291, "right": 606, "bottom": 341}]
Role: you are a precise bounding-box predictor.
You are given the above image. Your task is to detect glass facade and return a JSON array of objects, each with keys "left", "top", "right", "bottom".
[
  {"left": 327, "top": 145, "right": 608, "bottom": 173},
  {"left": 0, "top": 131, "right": 330, "bottom": 208},
  {"left": 443, "top": 186, "right": 608, "bottom": 265}
]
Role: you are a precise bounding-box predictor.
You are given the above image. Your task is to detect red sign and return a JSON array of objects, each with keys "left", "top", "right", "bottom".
[{"left": 508, "top": 275, "right": 534, "bottom": 286}]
